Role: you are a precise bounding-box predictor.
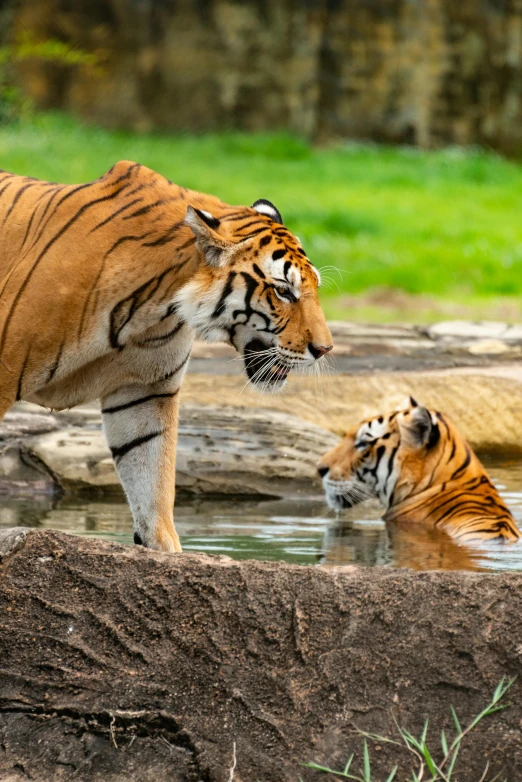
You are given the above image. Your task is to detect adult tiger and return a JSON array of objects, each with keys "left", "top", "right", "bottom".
[
  {"left": 0, "top": 161, "right": 332, "bottom": 552},
  {"left": 318, "top": 397, "right": 520, "bottom": 543}
]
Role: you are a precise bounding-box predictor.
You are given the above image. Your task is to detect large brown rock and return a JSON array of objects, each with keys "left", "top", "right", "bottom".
[{"left": 0, "top": 528, "right": 521, "bottom": 781}]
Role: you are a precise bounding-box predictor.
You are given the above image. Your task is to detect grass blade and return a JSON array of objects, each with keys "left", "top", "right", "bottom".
[
  {"left": 343, "top": 754, "right": 354, "bottom": 774},
  {"left": 440, "top": 729, "right": 448, "bottom": 756},
  {"left": 450, "top": 705, "right": 462, "bottom": 735},
  {"left": 363, "top": 741, "right": 371, "bottom": 782}
]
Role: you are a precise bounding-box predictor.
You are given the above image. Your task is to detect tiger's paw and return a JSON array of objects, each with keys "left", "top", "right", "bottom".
[{"left": 133, "top": 526, "right": 182, "bottom": 553}]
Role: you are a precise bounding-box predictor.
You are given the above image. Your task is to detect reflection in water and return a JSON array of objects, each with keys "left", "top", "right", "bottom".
[{"left": 1, "top": 459, "right": 522, "bottom": 573}]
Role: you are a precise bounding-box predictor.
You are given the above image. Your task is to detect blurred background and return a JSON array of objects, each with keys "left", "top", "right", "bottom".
[{"left": 2, "top": 0, "right": 522, "bottom": 322}]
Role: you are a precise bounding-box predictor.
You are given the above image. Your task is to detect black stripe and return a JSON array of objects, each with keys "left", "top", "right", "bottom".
[
  {"left": 160, "top": 302, "right": 178, "bottom": 321},
  {"left": 23, "top": 187, "right": 62, "bottom": 248},
  {"left": 265, "top": 291, "right": 276, "bottom": 312},
  {"left": 122, "top": 198, "right": 177, "bottom": 220},
  {"left": 19, "top": 186, "right": 59, "bottom": 250},
  {"left": 385, "top": 444, "right": 399, "bottom": 484},
  {"left": 125, "top": 183, "right": 149, "bottom": 197},
  {"left": 0, "top": 178, "right": 15, "bottom": 200},
  {"left": 46, "top": 338, "right": 65, "bottom": 384},
  {"left": 283, "top": 260, "right": 292, "bottom": 278},
  {"left": 238, "top": 227, "right": 270, "bottom": 241},
  {"left": 259, "top": 235, "right": 271, "bottom": 248},
  {"left": 104, "top": 232, "right": 152, "bottom": 258},
  {"left": 90, "top": 197, "right": 144, "bottom": 232},
  {"left": 156, "top": 350, "right": 191, "bottom": 384},
  {"left": 252, "top": 263, "right": 265, "bottom": 279},
  {"left": 175, "top": 237, "right": 196, "bottom": 252},
  {"left": 2, "top": 182, "right": 35, "bottom": 225},
  {"left": 272, "top": 249, "right": 286, "bottom": 261},
  {"left": 450, "top": 446, "right": 471, "bottom": 480},
  {"left": 30, "top": 182, "right": 93, "bottom": 252},
  {"left": 102, "top": 162, "right": 141, "bottom": 188},
  {"left": 109, "top": 266, "right": 177, "bottom": 348},
  {"left": 212, "top": 271, "right": 236, "bottom": 317},
  {"left": 110, "top": 429, "right": 164, "bottom": 462},
  {"left": 223, "top": 212, "right": 253, "bottom": 223},
  {"left": 138, "top": 321, "right": 185, "bottom": 345},
  {"left": 16, "top": 348, "right": 30, "bottom": 401},
  {"left": 102, "top": 391, "right": 178, "bottom": 415},
  {"left": 142, "top": 220, "right": 184, "bottom": 247},
  {"left": 236, "top": 219, "right": 265, "bottom": 233}
]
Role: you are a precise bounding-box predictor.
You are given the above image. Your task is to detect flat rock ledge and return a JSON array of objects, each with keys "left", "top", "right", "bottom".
[
  {"left": 1, "top": 528, "right": 521, "bottom": 781},
  {"left": 0, "top": 404, "right": 339, "bottom": 498}
]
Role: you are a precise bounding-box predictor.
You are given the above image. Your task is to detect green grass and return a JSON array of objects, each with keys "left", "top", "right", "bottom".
[
  {"left": 304, "top": 678, "right": 514, "bottom": 781},
  {"left": 3, "top": 113, "right": 522, "bottom": 321}
]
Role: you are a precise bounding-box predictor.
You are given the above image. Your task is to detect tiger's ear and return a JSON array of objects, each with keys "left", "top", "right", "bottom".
[
  {"left": 184, "top": 205, "right": 233, "bottom": 268},
  {"left": 400, "top": 405, "right": 440, "bottom": 449},
  {"left": 397, "top": 395, "right": 419, "bottom": 411},
  {"left": 252, "top": 199, "right": 283, "bottom": 225}
]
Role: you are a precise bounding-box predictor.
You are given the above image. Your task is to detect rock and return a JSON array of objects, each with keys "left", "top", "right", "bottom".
[
  {"left": 24, "top": 405, "right": 339, "bottom": 497},
  {"left": 176, "top": 405, "right": 339, "bottom": 496},
  {"left": 28, "top": 428, "right": 121, "bottom": 493},
  {"left": 1, "top": 529, "right": 522, "bottom": 781},
  {"left": 1, "top": 319, "right": 522, "bottom": 497},
  {"left": 427, "top": 320, "right": 522, "bottom": 344},
  {"left": 0, "top": 409, "right": 59, "bottom": 439},
  {"left": 468, "top": 338, "right": 511, "bottom": 355},
  {"left": 0, "top": 526, "right": 30, "bottom": 562},
  {"left": 1, "top": 362, "right": 522, "bottom": 498},
  {"left": 192, "top": 320, "right": 522, "bottom": 368},
  {"left": 182, "top": 370, "right": 522, "bottom": 456}
]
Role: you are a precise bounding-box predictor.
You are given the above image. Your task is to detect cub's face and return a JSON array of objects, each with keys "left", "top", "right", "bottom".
[
  {"left": 318, "top": 398, "right": 442, "bottom": 511},
  {"left": 176, "top": 199, "right": 333, "bottom": 390}
]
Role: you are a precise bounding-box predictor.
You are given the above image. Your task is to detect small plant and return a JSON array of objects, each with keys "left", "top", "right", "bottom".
[
  {"left": 304, "top": 677, "right": 514, "bottom": 782},
  {"left": 0, "top": 30, "right": 100, "bottom": 123}
]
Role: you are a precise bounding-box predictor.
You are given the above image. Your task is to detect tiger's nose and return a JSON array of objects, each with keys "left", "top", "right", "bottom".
[
  {"left": 309, "top": 343, "right": 333, "bottom": 360},
  {"left": 317, "top": 464, "right": 329, "bottom": 478}
]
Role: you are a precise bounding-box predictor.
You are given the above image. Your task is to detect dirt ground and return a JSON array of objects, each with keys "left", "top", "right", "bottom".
[{"left": 1, "top": 529, "right": 521, "bottom": 781}]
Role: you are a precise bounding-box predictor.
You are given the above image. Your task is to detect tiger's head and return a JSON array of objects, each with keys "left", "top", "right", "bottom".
[
  {"left": 318, "top": 397, "right": 451, "bottom": 512},
  {"left": 175, "top": 199, "right": 332, "bottom": 390}
]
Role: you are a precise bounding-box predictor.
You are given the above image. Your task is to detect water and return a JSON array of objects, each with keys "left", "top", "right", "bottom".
[{"left": 1, "top": 458, "right": 522, "bottom": 573}]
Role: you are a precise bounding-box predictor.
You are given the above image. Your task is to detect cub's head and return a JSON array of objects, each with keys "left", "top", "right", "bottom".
[
  {"left": 318, "top": 397, "right": 447, "bottom": 512},
  {"left": 176, "top": 199, "right": 332, "bottom": 390}
]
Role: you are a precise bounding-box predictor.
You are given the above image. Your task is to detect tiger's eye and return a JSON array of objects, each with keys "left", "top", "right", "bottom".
[{"left": 275, "top": 286, "right": 296, "bottom": 302}]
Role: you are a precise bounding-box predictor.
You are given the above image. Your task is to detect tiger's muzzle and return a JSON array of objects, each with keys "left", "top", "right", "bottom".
[{"left": 243, "top": 338, "right": 291, "bottom": 389}]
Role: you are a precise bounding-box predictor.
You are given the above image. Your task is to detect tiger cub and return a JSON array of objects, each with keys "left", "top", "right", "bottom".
[{"left": 318, "top": 397, "right": 520, "bottom": 543}]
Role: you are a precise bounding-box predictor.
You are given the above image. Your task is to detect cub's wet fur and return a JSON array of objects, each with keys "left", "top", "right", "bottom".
[{"left": 318, "top": 397, "right": 520, "bottom": 544}]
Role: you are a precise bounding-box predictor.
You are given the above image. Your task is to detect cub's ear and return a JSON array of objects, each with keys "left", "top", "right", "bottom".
[
  {"left": 184, "top": 205, "right": 232, "bottom": 268},
  {"left": 400, "top": 405, "right": 440, "bottom": 449},
  {"left": 397, "top": 395, "right": 419, "bottom": 411},
  {"left": 252, "top": 199, "right": 283, "bottom": 225}
]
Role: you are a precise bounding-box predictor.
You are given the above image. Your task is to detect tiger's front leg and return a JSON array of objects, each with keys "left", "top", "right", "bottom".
[{"left": 101, "top": 383, "right": 181, "bottom": 552}]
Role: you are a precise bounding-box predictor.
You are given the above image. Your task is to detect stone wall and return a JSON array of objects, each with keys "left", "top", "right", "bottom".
[{"left": 9, "top": 0, "right": 522, "bottom": 152}]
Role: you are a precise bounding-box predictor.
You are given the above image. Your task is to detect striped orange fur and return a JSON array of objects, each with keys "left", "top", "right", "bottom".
[
  {"left": 0, "top": 161, "right": 332, "bottom": 551},
  {"left": 318, "top": 397, "right": 520, "bottom": 544}
]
